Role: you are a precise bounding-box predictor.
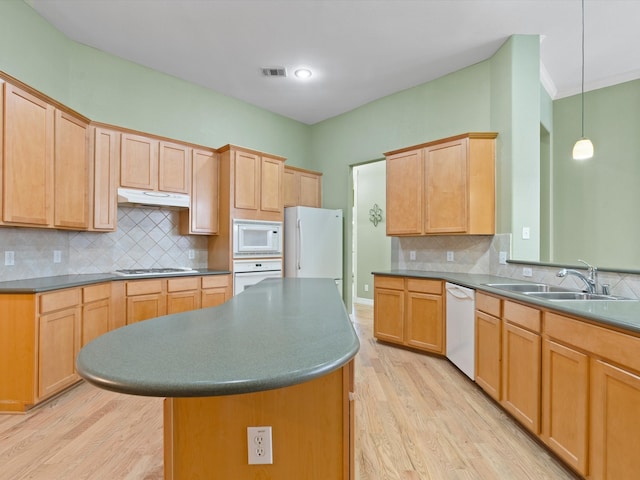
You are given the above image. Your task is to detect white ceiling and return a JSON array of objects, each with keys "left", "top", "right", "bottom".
[{"left": 25, "top": 0, "right": 640, "bottom": 125}]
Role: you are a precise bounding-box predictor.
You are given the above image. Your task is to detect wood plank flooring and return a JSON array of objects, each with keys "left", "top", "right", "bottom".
[{"left": 0, "top": 304, "right": 579, "bottom": 479}]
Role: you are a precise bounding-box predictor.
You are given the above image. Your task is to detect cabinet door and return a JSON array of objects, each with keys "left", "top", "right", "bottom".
[
  {"left": 38, "top": 307, "right": 80, "bottom": 400},
  {"left": 201, "top": 288, "right": 229, "bottom": 308},
  {"left": 54, "top": 110, "right": 90, "bottom": 229},
  {"left": 502, "top": 321, "right": 541, "bottom": 434},
  {"left": 405, "top": 291, "right": 443, "bottom": 353},
  {"left": 475, "top": 310, "right": 502, "bottom": 400},
  {"left": 373, "top": 286, "right": 404, "bottom": 344},
  {"left": 386, "top": 149, "right": 423, "bottom": 235},
  {"left": 590, "top": 359, "right": 640, "bottom": 480},
  {"left": 126, "top": 294, "right": 166, "bottom": 324},
  {"left": 541, "top": 339, "right": 588, "bottom": 475},
  {"left": 201, "top": 275, "right": 231, "bottom": 308},
  {"left": 159, "top": 141, "right": 190, "bottom": 194},
  {"left": 260, "top": 157, "right": 283, "bottom": 213},
  {"left": 167, "top": 291, "right": 200, "bottom": 314},
  {"left": 92, "top": 127, "right": 119, "bottom": 231},
  {"left": 120, "top": 133, "right": 158, "bottom": 190},
  {"left": 82, "top": 299, "right": 110, "bottom": 346},
  {"left": 424, "top": 139, "right": 467, "bottom": 233},
  {"left": 283, "top": 168, "right": 297, "bottom": 207},
  {"left": 182, "top": 149, "right": 218, "bottom": 234},
  {"left": 234, "top": 150, "right": 260, "bottom": 211},
  {"left": 3, "top": 83, "right": 54, "bottom": 225},
  {"left": 298, "top": 172, "right": 321, "bottom": 207}
]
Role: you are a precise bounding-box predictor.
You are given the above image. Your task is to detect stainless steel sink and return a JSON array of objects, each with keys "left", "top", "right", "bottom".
[
  {"left": 524, "top": 291, "right": 627, "bottom": 301},
  {"left": 484, "top": 283, "right": 573, "bottom": 293}
]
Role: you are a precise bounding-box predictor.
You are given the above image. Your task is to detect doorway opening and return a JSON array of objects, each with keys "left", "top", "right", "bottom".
[{"left": 351, "top": 161, "right": 391, "bottom": 307}]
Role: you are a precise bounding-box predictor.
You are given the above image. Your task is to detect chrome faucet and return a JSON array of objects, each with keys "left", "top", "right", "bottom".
[{"left": 556, "top": 259, "right": 598, "bottom": 294}]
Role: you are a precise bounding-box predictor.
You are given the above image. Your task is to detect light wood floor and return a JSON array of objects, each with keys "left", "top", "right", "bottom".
[{"left": 0, "top": 304, "right": 579, "bottom": 480}]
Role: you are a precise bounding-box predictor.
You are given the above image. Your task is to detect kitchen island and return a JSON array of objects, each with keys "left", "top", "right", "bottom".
[{"left": 76, "top": 278, "right": 359, "bottom": 479}]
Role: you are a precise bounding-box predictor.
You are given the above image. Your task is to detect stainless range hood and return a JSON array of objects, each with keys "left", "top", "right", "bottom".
[{"left": 117, "top": 188, "right": 190, "bottom": 209}]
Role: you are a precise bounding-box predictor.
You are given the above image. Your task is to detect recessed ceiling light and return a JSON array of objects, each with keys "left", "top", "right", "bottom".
[{"left": 294, "top": 68, "right": 312, "bottom": 79}]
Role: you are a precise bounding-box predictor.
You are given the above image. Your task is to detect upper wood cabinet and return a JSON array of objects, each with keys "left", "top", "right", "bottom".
[
  {"left": 2, "top": 82, "right": 54, "bottom": 226},
  {"left": 385, "top": 132, "right": 497, "bottom": 236},
  {"left": 54, "top": 110, "right": 90, "bottom": 229},
  {"left": 2, "top": 81, "right": 90, "bottom": 230},
  {"left": 120, "top": 133, "right": 190, "bottom": 194},
  {"left": 179, "top": 148, "right": 219, "bottom": 235},
  {"left": 217, "top": 144, "right": 285, "bottom": 222},
  {"left": 284, "top": 166, "right": 322, "bottom": 208},
  {"left": 91, "top": 126, "right": 119, "bottom": 231}
]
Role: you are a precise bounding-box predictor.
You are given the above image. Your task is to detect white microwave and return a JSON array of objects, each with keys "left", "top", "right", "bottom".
[{"left": 233, "top": 219, "right": 283, "bottom": 257}]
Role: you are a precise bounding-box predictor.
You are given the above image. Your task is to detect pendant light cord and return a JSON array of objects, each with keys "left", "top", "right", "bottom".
[{"left": 581, "top": 0, "right": 585, "bottom": 137}]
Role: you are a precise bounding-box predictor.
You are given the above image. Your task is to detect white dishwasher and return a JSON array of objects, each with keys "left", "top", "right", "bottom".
[{"left": 445, "top": 282, "right": 476, "bottom": 379}]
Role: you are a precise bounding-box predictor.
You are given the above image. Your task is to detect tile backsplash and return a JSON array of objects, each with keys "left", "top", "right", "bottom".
[
  {"left": 0, "top": 207, "right": 208, "bottom": 281},
  {"left": 393, "top": 233, "right": 640, "bottom": 299}
]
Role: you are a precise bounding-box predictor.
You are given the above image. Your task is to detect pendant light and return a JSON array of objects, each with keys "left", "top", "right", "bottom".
[{"left": 572, "top": 0, "right": 594, "bottom": 160}]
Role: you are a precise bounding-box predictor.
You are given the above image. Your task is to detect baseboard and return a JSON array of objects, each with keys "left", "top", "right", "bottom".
[{"left": 354, "top": 297, "right": 373, "bottom": 306}]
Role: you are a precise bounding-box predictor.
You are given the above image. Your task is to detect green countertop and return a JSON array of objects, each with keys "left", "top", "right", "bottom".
[
  {"left": 76, "top": 278, "right": 359, "bottom": 397},
  {"left": 374, "top": 270, "right": 640, "bottom": 335},
  {"left": 0, "top": 270, "right": 230, "bottom": 293}
]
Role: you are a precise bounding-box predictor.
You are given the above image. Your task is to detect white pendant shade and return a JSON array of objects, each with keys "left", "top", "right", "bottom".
[{"left": 572, "top": 137, "right": 594, "bottom": 160}]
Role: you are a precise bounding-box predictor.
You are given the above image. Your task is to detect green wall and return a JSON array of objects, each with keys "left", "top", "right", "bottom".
[
  {"left": 552, "top": 79, "right": 640, "bottom": 269},
  {"left": 0, "top": 0, "right": 312, "bottom": 167},
  {"left": 3, "top": 0, "right": 550, "bottom": 304}
]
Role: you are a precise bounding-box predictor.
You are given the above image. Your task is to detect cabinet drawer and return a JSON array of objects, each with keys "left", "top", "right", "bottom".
[
  {"left": 406, "top": 278, "right": 442, "bottom": 295},
  {"left": 503, "top": 300, "right": 541, "bottom": 333},
  {"left": 374, "top": 276, "right": 404, "bottom": 290},
  {"left": 83, "top": 283, "right": 111, "bottom": 303},
  {"left": 202, "top": 275, "right": 230, "bottom": 289},
  {"left": 126, "top": 279, "right": 164, "bottom": 296},
  {"left": 476, "top": 291, "right": 501, "bottom": 317},
  {"left": 39, "top": 289, "right": 81, "bottom": 314},
  {"left": 167, "top": 277, "right": 199, "bottom": 292}
]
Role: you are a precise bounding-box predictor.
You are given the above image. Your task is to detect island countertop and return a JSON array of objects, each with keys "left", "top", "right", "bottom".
[{"left": 76, "top": 278, "right": 359, "bottom": 397}]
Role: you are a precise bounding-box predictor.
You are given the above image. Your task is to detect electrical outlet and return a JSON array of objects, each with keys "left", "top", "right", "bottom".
[
  {"left": 364, "top": 284, "right": 369, "bottom": 292},
  {"left": 53, "top": 250, "right": 62, "bottom": 263},
  {"left": 4, "top": 251, "right": 15, "bottom": 266},
  {"left": 499, "top": 251, "right": 507, "bottom": 265},
  {"left": 409, "top": 250, "right": 416, "bottom": 261},
  {"left": 446, "top": 251, "right": 454, "bottom": 262},
  {"left": 188, "top": 249, "right": 195, "bottom": 260},
  {"left": 247, "top": 426, "right": 273, "bottom": 465},
  {"left": 523, "top": 267, "right": 533, "bottom": 277}
]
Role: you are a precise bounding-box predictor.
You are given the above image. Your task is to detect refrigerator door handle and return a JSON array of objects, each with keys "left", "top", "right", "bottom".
[{"left": 297, "top": 218, "right": 302, "bottom": 270}]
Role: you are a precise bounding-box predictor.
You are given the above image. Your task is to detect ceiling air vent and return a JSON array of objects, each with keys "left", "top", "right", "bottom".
[{"left": 261, "top": 67, "right": 287, "bottom": 77}]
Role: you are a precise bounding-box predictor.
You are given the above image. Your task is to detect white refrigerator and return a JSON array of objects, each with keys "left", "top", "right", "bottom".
[{"left": 284, "top": 207, "right": 343, "bottom": 296}]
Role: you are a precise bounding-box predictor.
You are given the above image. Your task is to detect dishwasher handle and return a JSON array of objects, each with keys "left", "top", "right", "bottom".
[{"left": 446, "top": 285, "right": 475, "bottom": 300}]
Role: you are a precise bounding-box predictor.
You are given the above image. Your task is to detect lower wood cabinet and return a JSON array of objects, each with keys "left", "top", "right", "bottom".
[
  {"left": 590, "top": 359, "right": 640, "bottom": 480},
  {"left": 167, "top": 277, "right": 200, "bottom": 314},
  {"left": 474, "top": 292, "right": 502, "bottom": 400},
  {"left": 0, "top": 274, "right": 232, "bottom": 412},
  {"left": 373, "top": 275, "right": 444, "bottom": 354},
  {"left": 38, "top": 300, "right": 81, "bottom": 400},
  {"left": 126, "top": 279, "right": 167, "bottom": 324},
  {"left": 541, "top": 337, "right": 589, "bottom": 475},
  {"left": 501, "top": 300, "right": 541, "bottom": 435},
  {"left": 81, "top": 283, "right": 111, "bottom": 346},
  {"left": 201, "top": 275, "right": 232, "bottom": 308},
  {"left": 125, "top": 275, "right": 232, "bottom": 324}
]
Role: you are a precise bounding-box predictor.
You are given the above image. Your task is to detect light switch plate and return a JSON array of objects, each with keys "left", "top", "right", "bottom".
[{"left": 4, "top": 251, "right": 15, "bottom": 266}]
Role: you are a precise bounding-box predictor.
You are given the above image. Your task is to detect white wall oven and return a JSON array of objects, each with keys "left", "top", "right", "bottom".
[
  {"left": 233, "top": 259, "right": 282, "bottom": 295},
  {"left": 233, "top": 219, "right": 282, "bottom": 258}
]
